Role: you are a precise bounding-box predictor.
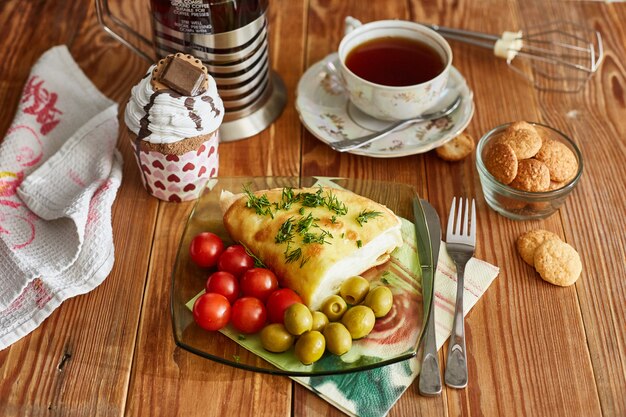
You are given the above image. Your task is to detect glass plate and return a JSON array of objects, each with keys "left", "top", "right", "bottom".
[{"left": 171, "top": 177, "right": 433, "bottom": 376}]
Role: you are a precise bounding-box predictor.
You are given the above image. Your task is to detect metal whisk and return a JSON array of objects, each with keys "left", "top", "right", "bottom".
[{"left": 425, "top": 21, "right": 604, "bottom": 93}]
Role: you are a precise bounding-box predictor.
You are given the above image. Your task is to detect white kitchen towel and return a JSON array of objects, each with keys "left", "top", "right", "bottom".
[{"left": 0, "top": 45, "right": 123, "bottom": 349}]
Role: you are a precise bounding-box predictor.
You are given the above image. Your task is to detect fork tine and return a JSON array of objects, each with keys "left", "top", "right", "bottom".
[
  {"left": 460, "top": 198, "right": 468, "bottom": 236},
  {"left": 470, "top": 198, "right": 476, "bottom": 241},
  {"left": 446, "top": 197, "right": 457, "bottom": 239},
  {"left": 454, "top": 197, "right": 467, "bottom": 236}
]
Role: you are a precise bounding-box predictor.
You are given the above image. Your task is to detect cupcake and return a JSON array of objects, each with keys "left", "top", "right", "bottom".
[{"left": 125, "top": 53, "right": 224, "bottom": 202}]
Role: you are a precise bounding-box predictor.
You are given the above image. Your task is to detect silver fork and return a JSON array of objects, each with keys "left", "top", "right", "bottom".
[{"left": 444, "top": 197, "right": 476, "bottom": 389}]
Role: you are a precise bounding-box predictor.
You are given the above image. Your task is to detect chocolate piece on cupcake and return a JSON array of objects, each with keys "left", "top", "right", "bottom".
[{"left": 125, "top": 53, "right": 224, "bottom": 202}]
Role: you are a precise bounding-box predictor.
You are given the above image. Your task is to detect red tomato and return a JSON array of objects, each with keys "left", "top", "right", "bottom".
[
  {"left": 217, "top": 245, "right": 254, "bottom": 277},
  {"left": 231, "top": 297, "right": 267, "bottom": 334},
  {"left": 240, "top": 268, "right": 278, "bottom": 302},
  {"left": 192, "top": 293, "right": 231, "bottom": 331},
  {"left": 265, "top": 288, "right": 303, "bottom": 324},
  {"left": 189, "top": 232, "right": 224, "bottom": 268},
  {"left": 206, "top": 271, "right": 239, "bottom": 304}
]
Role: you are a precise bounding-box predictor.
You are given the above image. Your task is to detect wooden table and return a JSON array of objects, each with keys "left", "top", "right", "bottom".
[{"left": 1, "top": 0, "right": 625, "bottom": 416}]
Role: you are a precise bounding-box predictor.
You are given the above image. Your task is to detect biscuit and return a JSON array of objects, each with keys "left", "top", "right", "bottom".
[
  {"left": 535, "top": 139, "right": 578, "bottom": 182},
  {"left": 516, "top": 229, "right": 561, "bottom": 266},
  {"left": 525, "top": 201, "right": 552, "bottom": 213},
  {"left": 484, "top": 142, "right": 518, "bottom": 184},
  {"left": 495, "top": 194, "right": 526, "bottom": 211},
  {"left": 151, "top": 53, "right": 209, "bottom": 94},
  {"left": 534, "top": 239, "right": 582, "bottom": 286},
  {"left": 509, "top": 159, "right": 551, "bottom": 192},
  {"left": 548, "top": 180, "right": 565, "bottom": 190},
  {"left": 508, "top": 121, "right": 536, "bottom": 132},
  {"left": 435, "top": 132, "right": 475, "bottom": 162},
  {"left": 497, "top": 123, "right": 543, "bottom": 159}
]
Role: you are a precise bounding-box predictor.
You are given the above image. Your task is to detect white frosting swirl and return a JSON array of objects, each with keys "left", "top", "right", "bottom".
[{"left": 124, "top": 65, "right": 224, "bottom": 144}]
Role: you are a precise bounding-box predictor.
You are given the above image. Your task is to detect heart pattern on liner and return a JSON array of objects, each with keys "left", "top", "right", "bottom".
[{"left": 131, "top": 131, "right": 219, "bottom": 202}]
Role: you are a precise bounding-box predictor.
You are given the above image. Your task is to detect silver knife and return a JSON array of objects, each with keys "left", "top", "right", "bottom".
[{"left": 418, "top": 199, "right": 442, "bottom": 396}]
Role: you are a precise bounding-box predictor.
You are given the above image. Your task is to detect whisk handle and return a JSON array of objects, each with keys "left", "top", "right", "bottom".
[
  {"left": 421, "top": 23, "right": 522, "bottom": 62},
  {"left": 421, "top": 23, "right": 500, "bottom": 41}
]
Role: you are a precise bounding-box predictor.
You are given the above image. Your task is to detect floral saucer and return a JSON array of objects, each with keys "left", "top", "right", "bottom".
[{"left": 296, "top": 53, "right": 475, "bottom": 158}]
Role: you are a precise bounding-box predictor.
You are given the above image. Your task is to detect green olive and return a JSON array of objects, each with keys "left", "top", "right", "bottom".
[
  {"left": 311, "top": 311, "right": 329, "bottom": 332},
  {"left": 260, "top": 323, "right": 295, "bottom": 353},
  {"left": 321, "top": 295, "right": 348, "bottom": 321},
  {"left": 341, "top": 305, "right": 375, "bottom": 339},
  {"left": 284, "top": 303, "right": 313, "bottom": 336},
  {"left": 364, "top": 286, "right": 394, "bottom": 318},
  {"left": 323, "top": 322, "right": 352, "bottom": 356},
  {"left": 340, "top": 276, "right": 370, "bottom": 305},
  {"left": 295, "top": 331, "right": 326, "bottom": 365}
]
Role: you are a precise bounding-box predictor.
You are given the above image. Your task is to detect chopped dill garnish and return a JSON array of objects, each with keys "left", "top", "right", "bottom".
[
  {"left": 240, "top": 242, "right": 267, "bottom": 268},
  {"left": 355, "top": 209, "right": 383, "bottom": 226},
  {"left": 285, "top": 247, "right": 302, "bottom": 264},
  {"left": 381, "top": 277, "right": 390, "bottom": 285},
  {"left": 382, "top": 270, "right": 390, "bottom": 277},
  {"left": 275, "top": 217, "right": 295, "bottom": 244},
  {"left": 300, "top": 186, "right": 325, "bottom": 207},
  {"left": 356, "top": 240, "right": 362, "bottom": 248},
  {"left": 330, "top": 215, "right": 337, "bottom": 224},
  {"left": 277, "top": 187, "right": 300, "bottom": 210},
  {"left": 297, "top": 212, "right": 318, "bottom": 233},
  {"left": 341, "top": 232, "right": 345, "bottom": 239},
  {"left": 324, "top": 190, "right": 348, "bottom": 215},
  {"left": 243, "top": 184, "right": 273, "bottom": 218},
  {"left": 300, "top": 256, "right": 310, "bottom": 268},
  {"left": 238, "top": 334, "right": 246, "bottom": 341},
  {"left": 302, "top": 230, "right": 332, "bottom": 245},
  {"left": 299, "top": 207, "right": 305, "bottom": 215}
]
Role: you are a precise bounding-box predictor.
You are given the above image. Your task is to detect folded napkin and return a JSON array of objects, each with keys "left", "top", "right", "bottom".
[
  {"left": 0, "top": 45, "right": 123, "bottom": 350},
  {"left": 294, "top": 245, "right": 499, "bottom": 417}
]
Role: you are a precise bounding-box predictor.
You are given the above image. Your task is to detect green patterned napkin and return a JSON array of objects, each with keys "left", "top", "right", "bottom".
[{"left": 293, "top": 244, "right": 499, "bottom": 416}]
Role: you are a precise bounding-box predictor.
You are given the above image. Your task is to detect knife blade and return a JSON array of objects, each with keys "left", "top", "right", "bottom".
[{"left": 418, "top": 199, "right": 442, "bottom": 396}]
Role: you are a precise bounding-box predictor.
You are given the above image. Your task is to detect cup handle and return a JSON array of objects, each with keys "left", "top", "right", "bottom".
[
  {"left": 344, "top": 16, "right": 363, "bottom": 36},
  {"left": 95, "top": 0, "right": 155, "bottom": 62}
]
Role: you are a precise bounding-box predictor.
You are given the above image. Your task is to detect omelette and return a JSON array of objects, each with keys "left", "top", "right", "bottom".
[{"left": 220, "top": 186, "right": 403, "bottom": 310}]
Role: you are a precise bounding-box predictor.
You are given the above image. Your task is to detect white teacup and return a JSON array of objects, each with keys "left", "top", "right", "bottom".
[{"left": 338, "top": 17, "right": 453, "bottom": 121}]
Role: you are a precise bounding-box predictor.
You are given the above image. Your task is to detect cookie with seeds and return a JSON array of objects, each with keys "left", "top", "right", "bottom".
[
  {"left": 516, "top": 229, "right": 561, "bottom": 266},
  {"left": 484, "top": 142, "right": 518, "bottom": 184},
  {"left": 497, "top": 122, "right": 543, "bottom": 159},
  {"left": 435, "top": 132, "right": 476, "bottom": 162},
  {"left": 534, "top": 239, "right": 582, "bottom": 286},
  {"left": 534, "top": 139, "right": 578, "bottom": 182},
  {"left": 509, "top": 159, "right": 551, "bottom": 192}
]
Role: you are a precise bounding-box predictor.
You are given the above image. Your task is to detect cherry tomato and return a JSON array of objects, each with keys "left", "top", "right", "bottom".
[
  {"left": 266, "top": 288, "right": 303, "bottom": 324},
  {"left": 217, "top": 245, "right": 254, "bottom": 277},
  {"left": 231, "top": 297, "right": 267, "bottom": 334},
  {"left": 189, "top": 232, "right": 224, "bottom": 268},
  {"left": 206, "top": 271, "right": 239, "bottom": 304},
  {"left": 240, "top": 268, "right": 278, "bottom": 302},
  {"left": 192, "top": 293, "right": 231, "bottom": 331}
]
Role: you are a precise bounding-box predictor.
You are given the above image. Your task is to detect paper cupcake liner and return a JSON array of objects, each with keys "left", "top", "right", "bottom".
[{"left": 130, "top": 131, "right": 219, "bottom": 202}]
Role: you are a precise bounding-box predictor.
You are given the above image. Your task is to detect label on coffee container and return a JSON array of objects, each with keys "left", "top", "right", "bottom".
[{"left": 170, "top": 0, "right": 212, "bottom": 33}]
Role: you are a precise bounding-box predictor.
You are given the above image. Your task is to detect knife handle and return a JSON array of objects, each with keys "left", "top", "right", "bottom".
[{"left": 418, "top": 311, "right": 442, "bottom": 396}]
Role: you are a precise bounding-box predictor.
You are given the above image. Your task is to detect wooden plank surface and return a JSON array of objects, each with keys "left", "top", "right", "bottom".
[
  {"left": 297, "top": 1, "right": 444, "bottom": 416},
  {"left": 414, "top": 1, "right": 605, "bottom": 417},
  {"left": 518, "top": 2, "right": 626, "bottom": 416},
  {"left": 0, "top": 1, "right": 158, "bottom": 416},
  {"left": 1, "top": 0, "right": 625, "bottom": 416},
  {"left": 124, "top": 0, "right": 308, "bottom": 416}
]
